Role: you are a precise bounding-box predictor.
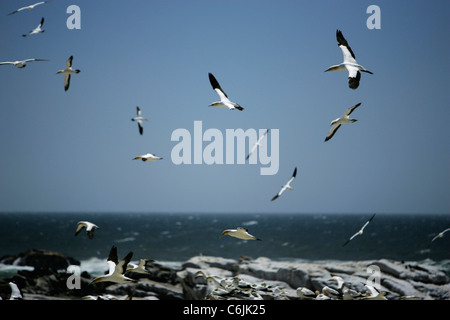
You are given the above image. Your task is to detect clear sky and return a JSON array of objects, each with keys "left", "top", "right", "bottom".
[{"left": 0, "top": 0, "right": 448, "bottom": 214}]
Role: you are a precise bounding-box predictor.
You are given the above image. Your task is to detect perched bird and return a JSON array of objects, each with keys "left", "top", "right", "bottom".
[
  {"left": 296, "top": 287, "right": 316, "bottom": 300},
  {"left": 133, "top": 153, "right": 163, "bottom": 162},
  {"left": 22, "top": 17, "right": 45, "bottom": 37},
  {"left": 7, "top": 1, "right": 50, "bottom": 15},
  {"left": 0, "top": 58, "right": 48, "bottom": 68},
  {"left": 75, "top": 221, "right": 99, "bottom": 239},
  {"left": 342, "top": 213, "right": 376, "bottom": 247},
  {"left": 362, "top": 284, "right": 388, "bottom": 300},
  {"left": 90, "top": 246, "right": 137, "bottom": 284},
  {"left": 431, "top": 228, "right": 450, "bottom": 243},
  {"left": 325, "top": 30, "right": 373, "bottom": 89},
  {"left": 208, "top": 73, "right": 243, "bottom": 111},
  {"left": 131, "top": 106, "right": 148, "bottom": 135},
  {"left": 56, "top": 55, "right": 80, "bottom": 91},
  {"left": 246, "top": 129, "right": 269, "bottom": 160},
  {"left": 271, "top": 167, "right": 297, "bottom": 201},
  {"left": 325, "top": 102, "right": 361, "bottom": 142},
  {"left": 9, "top": 282, "right": 23, "bottom": 300},
  {"left": 126, "top": 259, "right": 153, "bottom": 274},
  {"left": 221, "top": 227, "right": 261, "bottom": 241}
]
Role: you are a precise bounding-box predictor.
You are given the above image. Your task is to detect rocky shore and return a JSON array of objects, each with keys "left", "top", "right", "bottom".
[{"left": 1, "top": 249, "right": 449, "bottom": 300}]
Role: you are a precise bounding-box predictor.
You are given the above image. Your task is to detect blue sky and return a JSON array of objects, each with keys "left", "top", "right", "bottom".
[{"left": 0, "top": 0, "right": 448, "bottom": 214}]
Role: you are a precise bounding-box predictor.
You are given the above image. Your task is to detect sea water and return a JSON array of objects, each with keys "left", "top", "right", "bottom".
[{"left": 0, "top": 212, "right": 448, "bottom": 278}]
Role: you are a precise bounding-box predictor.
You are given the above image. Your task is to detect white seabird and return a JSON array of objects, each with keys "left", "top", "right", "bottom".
[
  {"left": 271, "top": 167, "right": 297, "bottom": 201},
  {"left": 9, "top": 282, "right": 23, "bottom": 300},
  {"left": 90, "top": 246, "right": 137, "bottom": 285},
  {"left": 7, "top": 1, "right": 50, "bottom": 15},
  {"left": 362, "top": 284, "right": 388, "bottom": 300},
  {"left": 325, "top": 30, "right": 373, "bottom": 89},
  {"left": 56, "top": 55, "right": 80, "bottom": 91},
  {"left": 22, "top": 17, "right": 45, "bottom": 37},
  {"left": 220, "top": 227, "right": 261, "bottom": 241},
  {"left": 325, "top": 102, "right": 362, "bottom": 142},
  {"left": 126, "top": 259, "right": 153, "bottom": 274},
  {"left": 133, "top": 153, "right": 163, "bottom": 162},
  {"left": 131, "top": 106, "right": 148, "bottom": 135},
  {"left": 342, "top": 213, "right": 376, "bottom": 247},
  {"left": 208, "top": 73, "right": 243, "bottom": 111},
  {"left": 296, "top": 287, "right": 316, "bottom": 300},
  {"left": 0, "top": 58, "right": 48, "bottom": 68},
  {"left": 431, "top": 227, "right": 450, "bottom": 243},
  {"left": 75, "top": 221, "right": 99, "bottom": 239},
  {"left": 246, "top": 129, "right": 269, "bottom": 160}
]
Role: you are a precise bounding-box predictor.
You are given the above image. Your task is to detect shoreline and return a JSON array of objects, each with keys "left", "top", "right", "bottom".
[{"left": 1, "top": 249, "right": 449, "bottom": 300}]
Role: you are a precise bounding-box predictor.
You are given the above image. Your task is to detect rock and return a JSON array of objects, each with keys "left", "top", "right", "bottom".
[
  {"left": 1, "top": 249, "right": 80, "bottom": 273},
  {"left": 1, "top": 250, "right": 449, "bottom": 300}
]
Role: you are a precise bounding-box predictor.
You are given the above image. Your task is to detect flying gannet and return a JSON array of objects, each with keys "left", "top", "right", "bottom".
[
  {"left": 271, "top": 167, "right": 297, "bottom": 201},
  {"left": 22, "top": 17, "right": 45, "bottom": 37},
  {"left": 220, "top": 227, "right": 261, "bottom": 241},
  {"left": 131, "top": 106, "right": 148, "bottom": 135},
  {"left": 90, "top": 246, "right": 137, "bottom": 285},
  {"left": 325, "top": 30, "right": 373, "bottom": 89},
  {"left": 208, "top": 73, "right": 243, "bottom": 111},
  {"left": 126, "top": 259, "right": 153, "bottom": 274},
  {"left": 246, "top": 129, "right": 269, "bottom": 160},
  {"left": 133, "top": 153, "right": 163, "bottom": 162},
  {"left": 342, "top": 213, "right": 376, "bottom": 247},
  {"left": 431, "top": 228, "right": 450, "bottom": 243},
  {"left": 0, "top": 58, "right": 48, "bottom": 68},
  {"left": 325, "top": 102, "right": 362, "bottom": 142},
  {"left": 56, "top": 55, "right": 80, "bottom": 92},
  {"left": 75, "top": 221, "right": 99, "bottom": 239},
  {"left": 7, "top": 1, "right": 50, "bottom": 15}
]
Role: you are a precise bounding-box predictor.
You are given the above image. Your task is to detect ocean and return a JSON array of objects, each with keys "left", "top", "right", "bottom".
[{"left": 0, "top": 212, "right": 449, "bottom": 279}]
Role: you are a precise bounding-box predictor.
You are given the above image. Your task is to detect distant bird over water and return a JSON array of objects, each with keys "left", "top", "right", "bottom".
[
  {"left": 271, "top": 167, "right": 297, "bottom": 201},
  {"left": 0, "top": 58, "right": 48, "bottom": 68},
  {"left": 22, "top": 17, "right": 45, "bottom": 37},
  {"left": 325, "top": 30, "right": 373, "bottom": 89},
  {"left": 431, "top": 228, "right": 450, "bottom": 243},
  {"left": 221, "top": 227, "right": 261, "bottom": 241},
  {"left": 131, "top": 106, "right": 148, "bottom": 135},
  {"left": 342, "top": 213, "right": 376, "bottom": 247},
  {"left": 208, "top": 73, "right": 244, "bottom": 111},
  {"left": 56, "top": 55, "right": 80, "bottom": 91},
  {"left": 325, "top": 103, "right": 362, "bottom": 142},
  {"left": 7, "top": 1, "right": 50, "bottom": 16},
  {"left": 75, "top": 221, "right": 99, "bottom": 239}
]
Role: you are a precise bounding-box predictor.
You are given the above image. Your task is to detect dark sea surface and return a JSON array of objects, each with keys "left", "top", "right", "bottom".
[{"left": 0, "top": 212, "right": 449, "bottom": 278}]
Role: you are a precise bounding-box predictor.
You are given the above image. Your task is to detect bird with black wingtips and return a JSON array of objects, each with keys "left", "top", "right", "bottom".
[
  {"left": 90, "top": 246, "right": 137, "bottom": 284},
  {"left": 0, "top": 58, "right": 48, "bottom": 68},
  {"left": 22, "top": 17, "right": 45, "bottom": 37},
  {"left": 342, "top": 213, "right": 376, "bottom": 247},
  {"left": 7, "top": 1, "right": 50, "bottom": 16},
  {"left": 75, "top": 221, "right": 99, "bottom": 239},
  {"left": 56, "top": 55, "right": 80, "bottom": 91},
  {"left": 325, "top": 103, "right": 361, "bottom": 142},
  {"left": 131, "top": 106, "right": 148, "bottom": 135},
  {"left": 208, "top": 73, "right": 243, "bottom": 111},
  {"left": 271, "top": 167, "right": 297, "bottom": 201},
  {"left": 221, "top": 227, "right": 261, "bottom": 241},
  {"left": 325, "top": 30, "right": 373, "bottom": 89}
]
